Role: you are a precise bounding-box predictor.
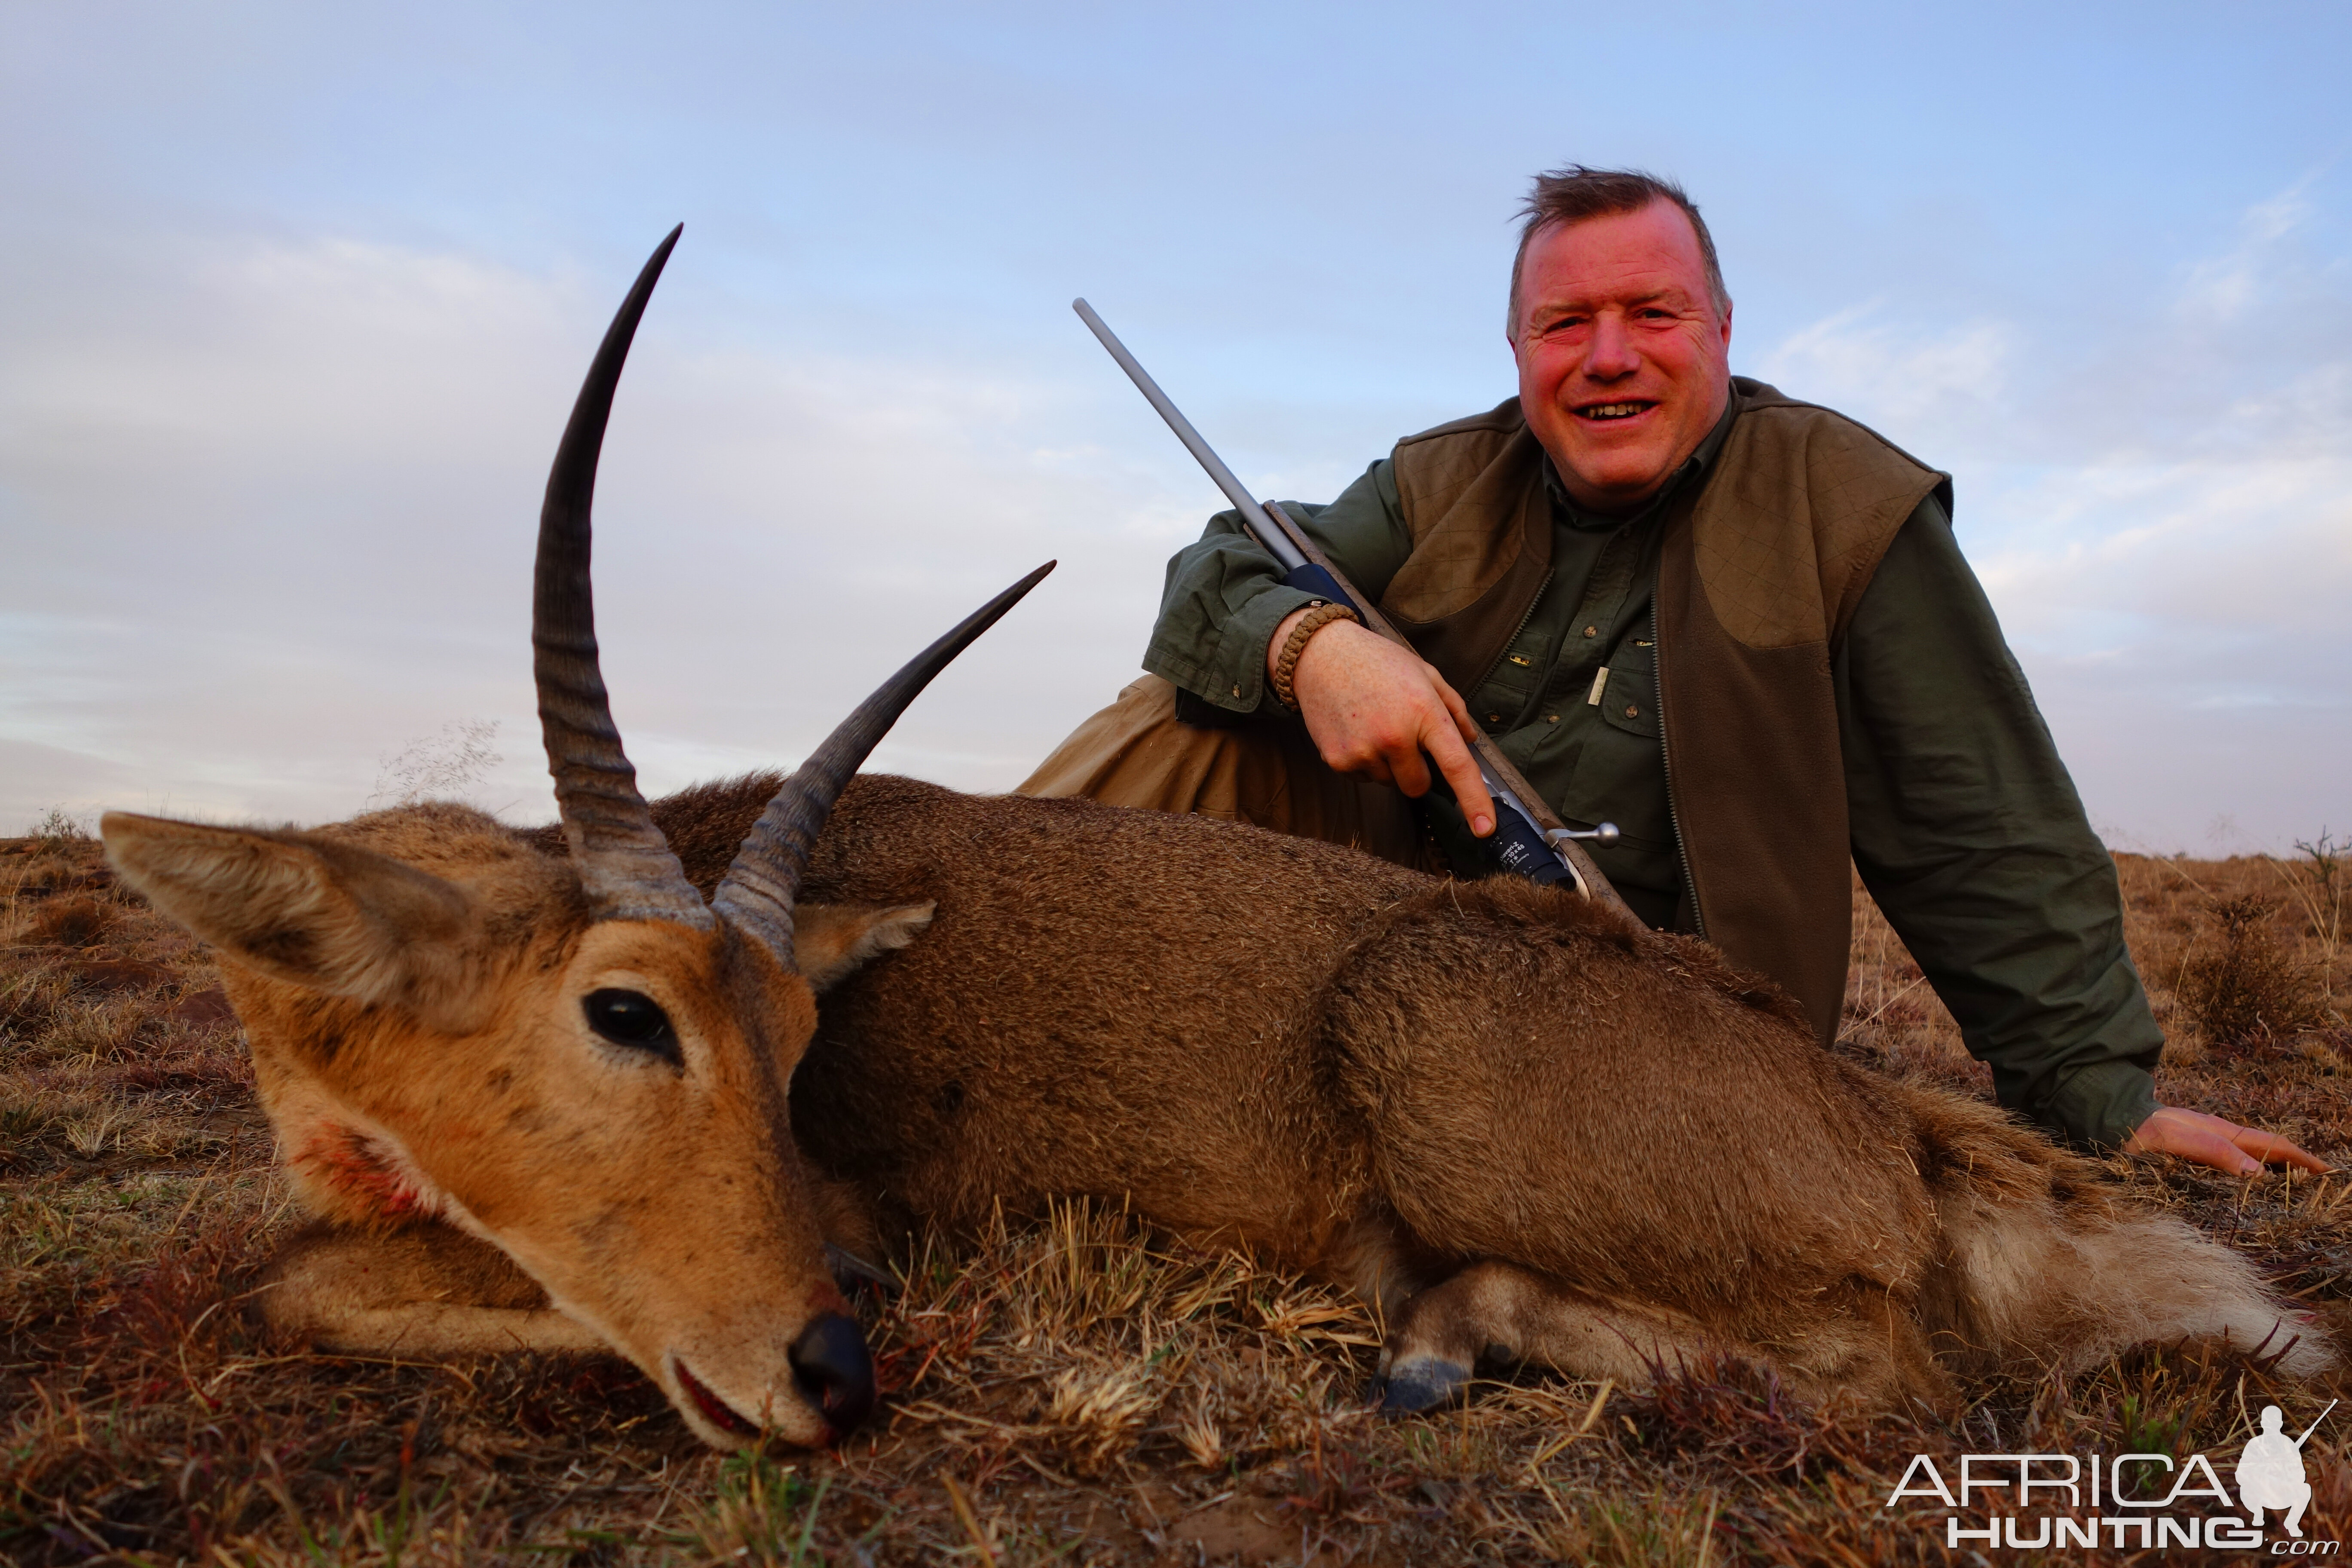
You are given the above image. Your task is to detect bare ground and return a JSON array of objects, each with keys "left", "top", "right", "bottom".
[{"left": 3, "top": 822, "right": 2348, "bottom": 1565}]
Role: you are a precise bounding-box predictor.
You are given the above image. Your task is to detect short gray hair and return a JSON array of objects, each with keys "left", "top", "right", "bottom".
[{"left": 1507, "top": 166, "right": 1730, "bottom": 337}]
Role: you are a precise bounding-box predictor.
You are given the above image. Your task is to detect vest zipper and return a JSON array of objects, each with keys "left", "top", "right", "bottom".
[
  {"left": 1654, "top": 619, "right": 1705, "bottom": 939},
  {"left": 1468, "top": 566, "right": 1555, "bottom": 726}
]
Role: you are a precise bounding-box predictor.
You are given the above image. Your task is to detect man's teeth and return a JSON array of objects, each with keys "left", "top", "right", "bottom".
[{"left": 1580, "top": 402, "right": 1647, "bottom": 419}]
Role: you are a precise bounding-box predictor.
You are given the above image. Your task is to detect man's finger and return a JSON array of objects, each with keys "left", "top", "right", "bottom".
[
  {"left": 2231, "top": 1126, "right": 2331, "bottom": 1174},
  {"left": 2160, "top": 1125, "right": 2263, "bottom": 1176},
  {"left": 1423, "top": 723, "right": 1494, "bottom": 837},
  {"left": 2189, "top": 1133, "right": 2264, "bottom": 1177},
  {"left": 1385, "top": 737, "right": 1432, "bottom": 798},
  {"left": 2126, "top": 1107, "right": 2254, "bottom": 1173},
  {"left": 2126, "top": 1106, "right": 2331, "bottom": 1176},
  {"left": 1430, "top": 669, "right": 1482, "bottom": 745}
]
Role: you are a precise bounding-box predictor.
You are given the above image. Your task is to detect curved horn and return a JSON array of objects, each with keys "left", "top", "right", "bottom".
[
  {"left": 713, "top": 561, "right": 1057, "bottom": 962},
  {"left": 535, "top": 224, "right": 711, "bottom": 928}
]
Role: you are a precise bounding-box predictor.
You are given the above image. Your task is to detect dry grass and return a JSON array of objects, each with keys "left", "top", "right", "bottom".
[{"left": 4, "top": 828, "right": 2349, "bottom": 1565}]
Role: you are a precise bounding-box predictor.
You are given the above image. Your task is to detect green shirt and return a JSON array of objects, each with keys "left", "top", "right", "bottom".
[{"left": 1142, "top": 404, "right": 2165, "bottom": 1152}]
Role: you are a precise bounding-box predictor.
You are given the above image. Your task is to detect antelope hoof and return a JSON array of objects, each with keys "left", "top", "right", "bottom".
[{"left": 1375, "top": 1354, "right": 1470, "bottom": 1415}]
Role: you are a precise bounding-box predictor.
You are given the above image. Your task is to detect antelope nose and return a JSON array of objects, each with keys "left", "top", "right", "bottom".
[{"left": 789, "top": 1312, "right": 874, "bottom": 1434}]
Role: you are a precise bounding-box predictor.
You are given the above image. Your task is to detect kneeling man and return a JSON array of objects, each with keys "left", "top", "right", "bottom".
[{"left": 1025, "top": 165, "right": 2318, "bottom": 1177}]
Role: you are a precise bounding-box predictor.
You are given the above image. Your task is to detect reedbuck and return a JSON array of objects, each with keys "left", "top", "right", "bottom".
[{"left": 106, "top": 234, "right": 2328, "bottom": 1452}]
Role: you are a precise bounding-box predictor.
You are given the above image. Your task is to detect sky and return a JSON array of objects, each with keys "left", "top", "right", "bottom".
[{"left": 2, "top": 1, "right": 2347, "bottom": 853}]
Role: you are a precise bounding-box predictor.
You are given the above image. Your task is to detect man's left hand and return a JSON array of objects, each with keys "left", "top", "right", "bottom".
[{"left": 2125, "top": 1106, "right": 2331, "bottom": 1175}]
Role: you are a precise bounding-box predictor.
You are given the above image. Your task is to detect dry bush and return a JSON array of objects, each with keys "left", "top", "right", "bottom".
[
  {"left": 4, "top": 830, "right": 2350, "bottom": 1565},
  {"left": 2179, "top": 893, "right": 2332, "bottom": 1046}
]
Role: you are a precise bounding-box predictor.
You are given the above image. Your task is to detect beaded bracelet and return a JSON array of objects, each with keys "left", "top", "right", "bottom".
[{"left": 1271, "top": 600, "right": 1361, "bottom": 711}]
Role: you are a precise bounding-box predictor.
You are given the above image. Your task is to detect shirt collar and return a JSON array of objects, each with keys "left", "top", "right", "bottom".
[{"left": 1544, "top": 388, "right": 1739, "bottom": 533}]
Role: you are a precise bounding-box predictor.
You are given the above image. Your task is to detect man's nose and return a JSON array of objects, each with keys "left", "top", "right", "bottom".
[{"left": 1584, "top": 312, "right": 1640, "bottom": 378}]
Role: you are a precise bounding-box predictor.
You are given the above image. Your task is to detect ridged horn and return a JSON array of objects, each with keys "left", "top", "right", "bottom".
[
  {"left": 713, "top": 561, "right": 1057, "bottom": 963},
  {"left": 535, "top": 224, "right": 711, "bottom": 928}
]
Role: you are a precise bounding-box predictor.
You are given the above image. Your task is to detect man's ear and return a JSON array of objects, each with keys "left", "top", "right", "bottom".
[
  {"left": 101, "top": 812, "right": 484, "bottom": 1017},
  {"left": 791, "top": 902, "right": 935, "bottom": 995}
]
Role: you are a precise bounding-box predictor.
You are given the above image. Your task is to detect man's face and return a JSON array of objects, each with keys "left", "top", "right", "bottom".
[{"left": 1511, "top": 199, "right": 1733, "bottom": 514}]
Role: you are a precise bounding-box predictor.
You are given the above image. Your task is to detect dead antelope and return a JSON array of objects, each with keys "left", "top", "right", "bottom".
[{"left": 105, "top": 233, "right": 2328, "bottom": 1454}]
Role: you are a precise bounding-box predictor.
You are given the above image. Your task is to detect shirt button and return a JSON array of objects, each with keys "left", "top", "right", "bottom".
[
  {"left": 1623, "top": 703, "right": 1640, "bottom": 719},
  {"left": 1232, "top": 684, "right": 1242, "bottom": 698},
  {"left": 1545, "top": 714, "right": 1559, "bottom": 723},
  {"left": 1487, "top": 713, "right": 1502, "bottom": 725},
  {"left": 1582, "top": 625, "right": 1599, "bottom": 638}
]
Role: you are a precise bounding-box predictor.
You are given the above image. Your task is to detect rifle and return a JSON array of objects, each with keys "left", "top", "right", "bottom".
[{"left": 1073, "top": 299, "right": 1630, "bottom": 914}]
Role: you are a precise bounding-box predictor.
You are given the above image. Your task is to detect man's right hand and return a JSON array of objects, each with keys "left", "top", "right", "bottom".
[{"left": 1270, "top": 607, "right": 1496, "bottom": 837}]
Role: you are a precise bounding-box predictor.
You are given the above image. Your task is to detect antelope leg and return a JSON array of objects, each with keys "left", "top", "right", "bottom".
[
  {"left": 260, "top": 1221, "right": 609, "bottom": 1359},
  {"left": 1374, "top": 1260, "right": 1723, "bottom": 1414},
  {"left": 1376, "top": 1261, "right": 1953, "bottom": 1416}
]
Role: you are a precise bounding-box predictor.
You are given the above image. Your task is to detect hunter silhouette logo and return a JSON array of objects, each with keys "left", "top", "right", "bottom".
[
  {"left": 2241, "top": 1401, "right": 2335, "bottom": 1539},
  {"left": 1886, "top": 1400, "right": 2338, "bottom": 1552}
]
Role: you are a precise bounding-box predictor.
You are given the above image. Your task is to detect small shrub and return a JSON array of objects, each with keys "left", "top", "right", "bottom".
[
  {"left": 2283, "top": 829, "right": 2346, "bottom": 1014},
  {"left": 368, "top": 719, "right": 503, "bottom": 809},
  {"left": 28, "top": 806, "right": 90, "bottom": 847},
  {"left": 2178, "top": 894, "right": 2328, "bottom": 1045}
]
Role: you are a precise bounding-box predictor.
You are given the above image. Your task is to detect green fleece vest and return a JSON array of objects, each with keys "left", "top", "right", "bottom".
[{"left": 1381, "top": 377, "right": 1950, "bottom": 1042}]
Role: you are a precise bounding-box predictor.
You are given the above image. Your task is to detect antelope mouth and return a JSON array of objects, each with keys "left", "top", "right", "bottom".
[{"left": 671, "top": 1356, "right": 761, "bottom": 1441}]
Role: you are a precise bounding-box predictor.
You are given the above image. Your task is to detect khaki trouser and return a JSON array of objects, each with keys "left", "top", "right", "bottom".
[{"left": 1016, "top": 676, "right": 1439, "bottom": 873}]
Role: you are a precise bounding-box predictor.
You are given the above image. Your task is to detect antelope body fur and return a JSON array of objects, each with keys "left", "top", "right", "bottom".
[
  {"left": 695, "top": 769, "right": 2332, "bottom": 1416},
  {"left": 100, "top": 234, "right": 2329, "bottom": 1453}
]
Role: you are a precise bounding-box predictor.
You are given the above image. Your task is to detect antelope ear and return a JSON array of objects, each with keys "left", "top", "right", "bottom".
[
  {"left": 789, "top": 902, "right": 935, "bottom": 995},
  {"left": 101, "top": 812, "right": 484, "bottom": 1015}
]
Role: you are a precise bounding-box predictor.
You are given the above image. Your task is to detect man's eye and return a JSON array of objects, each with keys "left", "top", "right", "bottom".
[{"left": 584, "top": 988, "right": 682, "bottom": 1066}]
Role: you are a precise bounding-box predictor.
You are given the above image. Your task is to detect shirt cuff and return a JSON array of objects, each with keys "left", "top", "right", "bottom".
[
  {"left": 2043, "top": 1059, "right": 2162, "bottom": 1152},
  {"left": 1145, "top": 582, "right": 1321, "bottom": 713}
]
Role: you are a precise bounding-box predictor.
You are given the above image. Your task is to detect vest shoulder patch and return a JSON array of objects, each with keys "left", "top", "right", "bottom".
[
  {"left": 1694, "top": 400, "right": 1944, "bottom": 650},
  {"left": 1387, "top": 401, "right": 1547, "bottom": 624},
  {"left": 1394, "top": 395, "right": 1526, "bottom": 452}
]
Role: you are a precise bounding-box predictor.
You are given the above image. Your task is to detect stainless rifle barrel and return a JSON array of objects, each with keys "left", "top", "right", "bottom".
[
  {"left": 1071, "top": 298, "right": 1305, "bottom": 572},
  {"left": 1070, "top": 293, "right": 1618, "bottom": 894}
]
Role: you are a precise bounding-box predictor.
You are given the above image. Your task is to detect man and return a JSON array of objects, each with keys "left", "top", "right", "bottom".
[{"left": 1024, "top": 165, "right": 2318, "bottom": 1177}]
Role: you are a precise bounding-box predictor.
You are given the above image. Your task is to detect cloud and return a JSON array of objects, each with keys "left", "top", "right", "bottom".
[
  {"left": 6, "top": 171, "right": 2346, "bottom": 854},
  {"left": 1756, "top": 304, "right": 2016, "bottom": 449},
  {"left": 1755, "top": 181, "right": 2352, "bottom": 850},
  {"left": 2178, "top": 177, "right": 2318, "bottom": 321},
  {"left": 0, "top": 228, "right": 1210, "bottom": 832}
]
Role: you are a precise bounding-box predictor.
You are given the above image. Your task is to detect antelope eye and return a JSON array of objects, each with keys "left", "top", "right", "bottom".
[{"left": 584, "top": 988, "right": 680, "bottom": 1066}]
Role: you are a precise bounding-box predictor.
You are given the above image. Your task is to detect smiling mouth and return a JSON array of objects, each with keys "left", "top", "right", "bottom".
[
  {"left": 672, "top": 1356, "right": 762, "bottom": 1440},
  {"left": 1575, "top": 401, "right": 1655, "bottom": 422}
]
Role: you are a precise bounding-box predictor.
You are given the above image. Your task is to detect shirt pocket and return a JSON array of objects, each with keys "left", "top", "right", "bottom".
[
  {"left": 1468, "top": 637, "right": 1553, "bottom": 731},
  {"left": 1590, "top": 642, "right": 1659, "bottom": 739}
]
